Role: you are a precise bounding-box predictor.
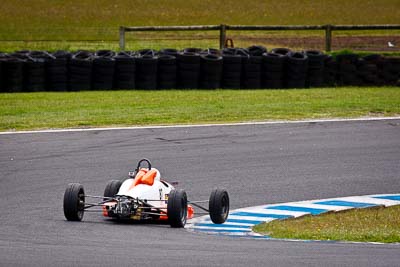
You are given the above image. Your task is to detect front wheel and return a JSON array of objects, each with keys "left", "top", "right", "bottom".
[
  {"left": 63, "top": 183, "right": 85, "bottom": 221},
  {"left": 167, "top": 189, "right": 188, "bottom": 228},
  {"left": 209, "top": 188, "right": 229, "bottom": 224}
]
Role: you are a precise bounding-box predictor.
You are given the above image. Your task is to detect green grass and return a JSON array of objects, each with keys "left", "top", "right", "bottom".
[
  {"left": 0, "top": 87, "right": 399, "bottom": 131},
  {"left": 0, "top": 0, "right": 399, "bottom": 52},
  {"left": 253, "top": 205, "right": 400, "bottom": 243},
  {"left": 1, "top": 0, "right": 399, "bottom": 41}
]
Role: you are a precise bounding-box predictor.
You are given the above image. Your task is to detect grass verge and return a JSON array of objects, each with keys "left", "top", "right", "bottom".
[
  {"left": 0, "top": 87, "right": 399, "bottom": 131},
  {"left": 253, "top": 205, "right": 400, "bottom": 243},
  {"left": 1, "top": 0, "right": 399, "bottom": 40}
]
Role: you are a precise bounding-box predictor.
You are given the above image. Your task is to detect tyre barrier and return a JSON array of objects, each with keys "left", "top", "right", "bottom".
[
  {"left": 0, "top": 53, "right": 4, "bottom": 92},
  {"left": 221, "top": 48, "right": 244, "bottom": 89},
  {"left": 158, "top": 54, "right": 177, "bottom": 89},
  {"left": 306, "top": 50, "right": 326, "bottom": 88},
  {"left": 323, "top": 56, "right": 337, "bottom": 87},
  {"left": 381, "top": 57, "right": 400, "bottom": 86},
  {"left": 159, "top": 48, "right": 179, "bottom": 57},
  {"left": 358, "top": 55, "right": 381, "bottom": 86},
  {"left": 113, "top": 51, "right": 136, "bottom": 89},
  {"left": 286, "top": 51, "right": 308, "bottom": 88},
  {"left": 247, "top": 45, "right": 267, "bottom": 57},
  {"left": 267, "top": 48, "right": 293, "bottom": 88},
  {"left": 47, "top": 50, "right": 70, "bottom": 91},
  {"left": 69, "top": 51, "right": 93, "bottom": 91},
  {"left": 261, "top": 52, "right": 286, "bottom": 89},
  {"left": 92, "top": 50, "right": 115, "bottom": 90},
  {"left": 200, "top": 53, "right": 223, "bottom": 89},
  {"left": 242, "top": 55, "right": 263, "bottom": 89},
  {"left": 177, "top": 51, "right": 201, "bottom": 89},
  {"left": 201, "top": 48, "right": 221, "bottom": 56},
  {"left": 337, "top": 53, "right": 360, "bottom": 86},
  {"left": 136, "top": 52, "right": 158, "bottom": 90},
  {"left": 0, "top": 48, "right": 399, "bottom": 92},
  {"left": 27, "top": 51, "right": 55, "bottom": 92},
  {"left": 0, "top": 54, "right": 25, "bottom": 92}
]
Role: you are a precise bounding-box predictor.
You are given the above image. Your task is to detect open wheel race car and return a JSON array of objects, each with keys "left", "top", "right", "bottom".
[{"left": 63, "top": 159, "right": 229, "bottom": 228}]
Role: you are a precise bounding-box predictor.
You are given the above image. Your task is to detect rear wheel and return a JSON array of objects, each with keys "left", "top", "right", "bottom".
[
  {"left": 104, "top": 180, "right": 122, "bottom": 198},
  {"left": 209, "top": 188, "right": 229, "bottom": 224},
  {"left": 167, "top": 189, "right": 188, "bottom": 228},
  {"left": 63, "top": 183, "right": 85, "bottom": 221}
]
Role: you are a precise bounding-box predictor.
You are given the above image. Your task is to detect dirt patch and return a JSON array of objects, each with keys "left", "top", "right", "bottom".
[{"left": 229, "top": 35, "right": 400, "bottom": 52}]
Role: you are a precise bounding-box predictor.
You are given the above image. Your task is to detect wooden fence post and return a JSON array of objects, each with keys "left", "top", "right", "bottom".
[
  {"left": 219, "top": 24, "right": 226, "bottom": 49},
  {"left": 119, "top": 26, "right": 125, "bottom": 51},
  {"left": 325, "top": 24, "right": 332, "bottom": 52}
]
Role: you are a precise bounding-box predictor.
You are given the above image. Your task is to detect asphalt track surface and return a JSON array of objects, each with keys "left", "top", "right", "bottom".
[{"left": 1, "top": 119, "right": 399, "bottom": 266}]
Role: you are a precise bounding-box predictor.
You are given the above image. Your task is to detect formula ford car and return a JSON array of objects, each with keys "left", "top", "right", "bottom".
[{"left": 63, "top": 159, "right": 229, "bottom": 227}]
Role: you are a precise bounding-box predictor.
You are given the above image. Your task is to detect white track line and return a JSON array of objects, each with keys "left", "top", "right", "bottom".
[{"left": 1, "top": 116, "right": 399, "bottom": 135}]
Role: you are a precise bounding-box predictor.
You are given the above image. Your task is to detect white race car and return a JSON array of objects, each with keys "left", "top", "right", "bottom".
[{"left": 63, "top": 159, "right": 229, "bottom": 227}]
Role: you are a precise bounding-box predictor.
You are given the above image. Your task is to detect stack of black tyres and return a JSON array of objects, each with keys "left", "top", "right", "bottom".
[
  {"left": 183, "top": 48, "right": 203, "bottom": 54},
  {"left": 158, "top": 49, "right": 178, "bottom": 89},
  {"left": 47, "top": 50, "right": 70, "bottom": 91},
  {"left": 113, "top": 51, "right": 136, "bottom": 89},
  {"left": 261, "top": 52, "right": 287, "bottom": 89},
  {"left": 269, "top": 48, "right": 292, "bottom": 88},
  {"left": 0, "top": 53, "right": 3, "bottom": 92},
  {"left": 323, "top": 56, "right": 338, "bottom": 87},
  {"left": 200, "top": 52, "right": 223, "bottom": 89},
  {"left": 305, "top": 50, "right": 325, "bottom": 88},
  {"left": 286, "top": 51, "right": 309, "bottom": 88},
  {"left": 202, "top": 48, "right": 220, "bottom": 56},
  {"left": 23, "top": 51, "right": 49, "bottom": 92},
  {"left": 357, "top": 54, "right": 381, "bottom": 86},
  {"left": 136, "top": 49, "right": 158, "bottom": 89},
  {"left": 336, "top": 54, "right": 360, "bottom": 86},
  {"left": 11, "top": 50, "right": 31, "bottom": 92},
  {"left": 380, "top": 57, "right": 400, "bottom": 85},
  {"left": 92, "top": 50, "right": 115, "bottom": 90},
  {"left": 242, "top": 46, "right": 265, "bottom": 89},
  {"left": 69, "top": 51, "right": 93, "bottom": 91},
  {"left": 177, "top": 50, "right": 201, "bottom": 89},
  {"left": 0, "top": 53, "right": 25, "bottom": 92},
  {"left": 221, "top": 48, "right": 242, "bottom": 88}
]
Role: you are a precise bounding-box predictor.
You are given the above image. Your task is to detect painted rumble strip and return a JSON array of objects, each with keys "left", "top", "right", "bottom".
[{"left": 186, "top": 194, "right": 400, "bottom": 239}]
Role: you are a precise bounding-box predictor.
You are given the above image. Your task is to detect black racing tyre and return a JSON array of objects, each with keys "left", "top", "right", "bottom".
[
  {"left": 183, "top": 47, "right": 202, "bottom": 54},
  {"left": 263, "top": 79, "right": 283, "bottom": 89},
  {"left": 137, "top": 49, "right": 156, "bottom": 57},
  {"left": 222, "top": 81, "right": 241, "bottom": 89},
  {"left": 209, "top": 188, "right": 229, "bottom": 224},
  {"left": 223, "top": 64, "right": 242, "bottom": 73},
  {"left": 247, "top": 45, "right": 267, "bottom": 56},
  {"left": 222, "top": 54, "right": 242, "bottom": 64},
  {"left": 167, "top": 189, "right": 188, "bottom": 228},
  {"left": 336, "top": 53, "right": 359, "bottom": 65},
  {"left": 158, "top": 54, "right": 176, "bottom": 65},
  {"left": 53, "top": 50, "right": 72, "bottom": 59},
  {"left": 63, "top": 183, "right": 85, "bottom": 221},
  {"left": 222, "top": 47, "right": 237, "bottom": 55},
  {"left": 104, "top": 180, "right": 122, "bottom": 198},
  {"left": 159, "top": 48, "right": 178, "bottom": 56},
  {"left": 339, "top": 63, "right": 357, "bottom": 73},
  {"left": 271, "top": 48, "right": 291, "bottom": 56},
  {"left": 136, "top": 55, "right": 158, "bottom": 66},
  {"left": 287, "top": 51, "right": 308, "bottom": 65},
  {"left": 201, "top": 48, "right": 221, "bottom": 55},
  {"left": 177, "top": 52, "right": 201, "bottom": 64},
  {"left": 287, "top": 79, "right": 306, "bottom": 88}
]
